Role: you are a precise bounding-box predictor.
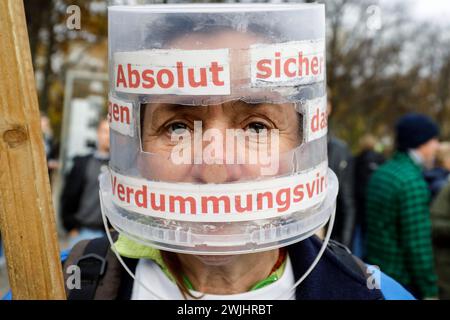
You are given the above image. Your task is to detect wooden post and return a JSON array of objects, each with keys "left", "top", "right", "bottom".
[{"left": 0, "top": 0, "right": 66, "bottom": 299}]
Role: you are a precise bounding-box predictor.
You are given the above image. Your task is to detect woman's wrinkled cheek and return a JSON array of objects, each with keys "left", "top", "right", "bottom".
[
  {"left": 138, "top": 146, "right": 194, "bottom": 182},
  {"left": 138, "top": 131, "right": 187, "bottom": 181}
]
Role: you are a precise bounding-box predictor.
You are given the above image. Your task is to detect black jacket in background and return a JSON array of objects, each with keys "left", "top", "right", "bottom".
[
  {"left": 60, "top": 154, "right": 108, "bottom": 232},
  {"left": 60, "top": 155, "right": 91, "bottom": 232},
  {"left": 424, "top": 167, "right": 450, "bottom": 201},
  {"left": 327, "top": 135, "right": 356, "bottom": 248},
  {"left": 354, "top": 149, "right": 385, "bottom": 232}
]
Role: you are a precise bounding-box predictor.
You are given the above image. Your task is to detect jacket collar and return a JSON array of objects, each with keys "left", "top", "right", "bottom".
[
  {"left": 394, "top": 152, "right": 423, "bottom": 172},
  {"left": 288, "top": 236, "right": 384, "bottom": 300},
  {"left": 408, "top": 150, "right": 425, "bottom": 169}
]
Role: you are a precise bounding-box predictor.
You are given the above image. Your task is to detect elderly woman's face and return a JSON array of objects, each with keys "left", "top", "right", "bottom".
[
  {"left": 140, "top": 101, "right": 300, "bottom": 183},
  {"left": 138, "top": 31, "right": 302, "bottom": 183}
]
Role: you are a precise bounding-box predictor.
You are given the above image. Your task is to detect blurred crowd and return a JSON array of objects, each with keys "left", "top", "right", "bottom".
[{"left": 327, "top": 99, "right": 450, "bottom": 300}]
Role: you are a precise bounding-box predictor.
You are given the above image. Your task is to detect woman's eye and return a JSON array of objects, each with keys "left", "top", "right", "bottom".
[
  {"left": 246, "top": 122, "right": 268, "bottom": 134},
  {"left": 167, "top": 122, "right": 189, "bottom": 135}
]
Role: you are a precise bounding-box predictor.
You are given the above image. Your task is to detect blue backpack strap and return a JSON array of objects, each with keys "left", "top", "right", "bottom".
[
  {"left": 2, "top": 290, "right": 12, "bottom": 300},
  {"left": 376, "top": 268, "right": 416, "bottom": 300}
]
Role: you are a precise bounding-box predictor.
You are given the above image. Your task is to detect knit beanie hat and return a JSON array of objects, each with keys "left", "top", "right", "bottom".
[{"left": 395, "top": 113, "right": 440, "bottom": 152}]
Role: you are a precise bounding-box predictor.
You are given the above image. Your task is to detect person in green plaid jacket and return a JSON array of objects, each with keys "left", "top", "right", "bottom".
[{"left": 366, "top": 113, "right": 440, "bottom": 299}]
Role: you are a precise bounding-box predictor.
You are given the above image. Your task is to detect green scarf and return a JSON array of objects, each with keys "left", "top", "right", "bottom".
[{"left": 114, "top": 234, "right": 286, "bottom": 291}]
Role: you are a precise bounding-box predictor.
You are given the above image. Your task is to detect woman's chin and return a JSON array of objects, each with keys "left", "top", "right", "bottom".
[{"left": 194, "top": 254, "right": 238, "bottom": 266}]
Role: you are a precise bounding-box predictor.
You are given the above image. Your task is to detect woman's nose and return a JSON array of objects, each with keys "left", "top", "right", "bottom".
[
  {"left": 191, "top": 136, "right": 244, "bottom": 184},
  {"left": 192, "top": 163, "right": 243, "bottom": 184}
]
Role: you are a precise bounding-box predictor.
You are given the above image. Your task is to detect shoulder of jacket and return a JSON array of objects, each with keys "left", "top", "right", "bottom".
[
  {"left": 288, "top": 237, "right": 385, "bottom": 300},
  {"left": 374, "top": 160, "right": 420, "bottom": 183},
  {"left": 70, "top": 154, "right": 95, "bottom": 168},
  {"left": 74, "top": 153, "right": 94, "bottom": 162},
  {"left": 329, "top": 137, "right": 351, "bottom": 153},
  {"left": 325, "top": 240, "right": 367, "bottom": 278}
]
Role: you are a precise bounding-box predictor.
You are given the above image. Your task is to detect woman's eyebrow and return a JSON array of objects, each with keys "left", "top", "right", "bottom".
[
  {"left": 146, "top": 103, "right": 204, "bottom": 124},
  {"left": 236, "top": 102, "right": 293, "bottom": 123},
  {"left": 146, "top": 102, "right": 293, "bottom": 126}
]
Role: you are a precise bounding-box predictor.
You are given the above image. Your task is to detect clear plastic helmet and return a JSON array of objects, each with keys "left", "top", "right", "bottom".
[{"left": 101, "top": 3, "right": 338, "bottom": 255}]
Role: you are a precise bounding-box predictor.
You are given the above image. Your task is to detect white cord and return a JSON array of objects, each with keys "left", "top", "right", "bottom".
[
  {"left": 100, "top": 194, "right": 168, "bottom": 300},
  {"left": 275, "top": 208, "right": 336, "bottom": 300},
  {"left": 101, "top": 191, "right": 335, "bottom": 300}
]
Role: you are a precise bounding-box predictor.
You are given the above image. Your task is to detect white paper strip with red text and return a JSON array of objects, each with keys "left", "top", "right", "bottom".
[
  {"left": 250, "top": 39, "right": 325, "bottom": 87},
  {"left": 110, "top": 161, "right": 328, "bottom": 222},
  {"left": 304, "top": 96, "right": 328, "bottom": 143},
  {"left": 108, "top": 95, "right": 134, "bottom": 137},
  {"left": 114, "top": 49, "right": 231, "bottom": 95}
]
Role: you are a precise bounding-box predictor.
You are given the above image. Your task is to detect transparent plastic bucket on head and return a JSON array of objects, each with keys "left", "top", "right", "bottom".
[{"left": 102, "top": 3, "right": 336, "bottom": 255}]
